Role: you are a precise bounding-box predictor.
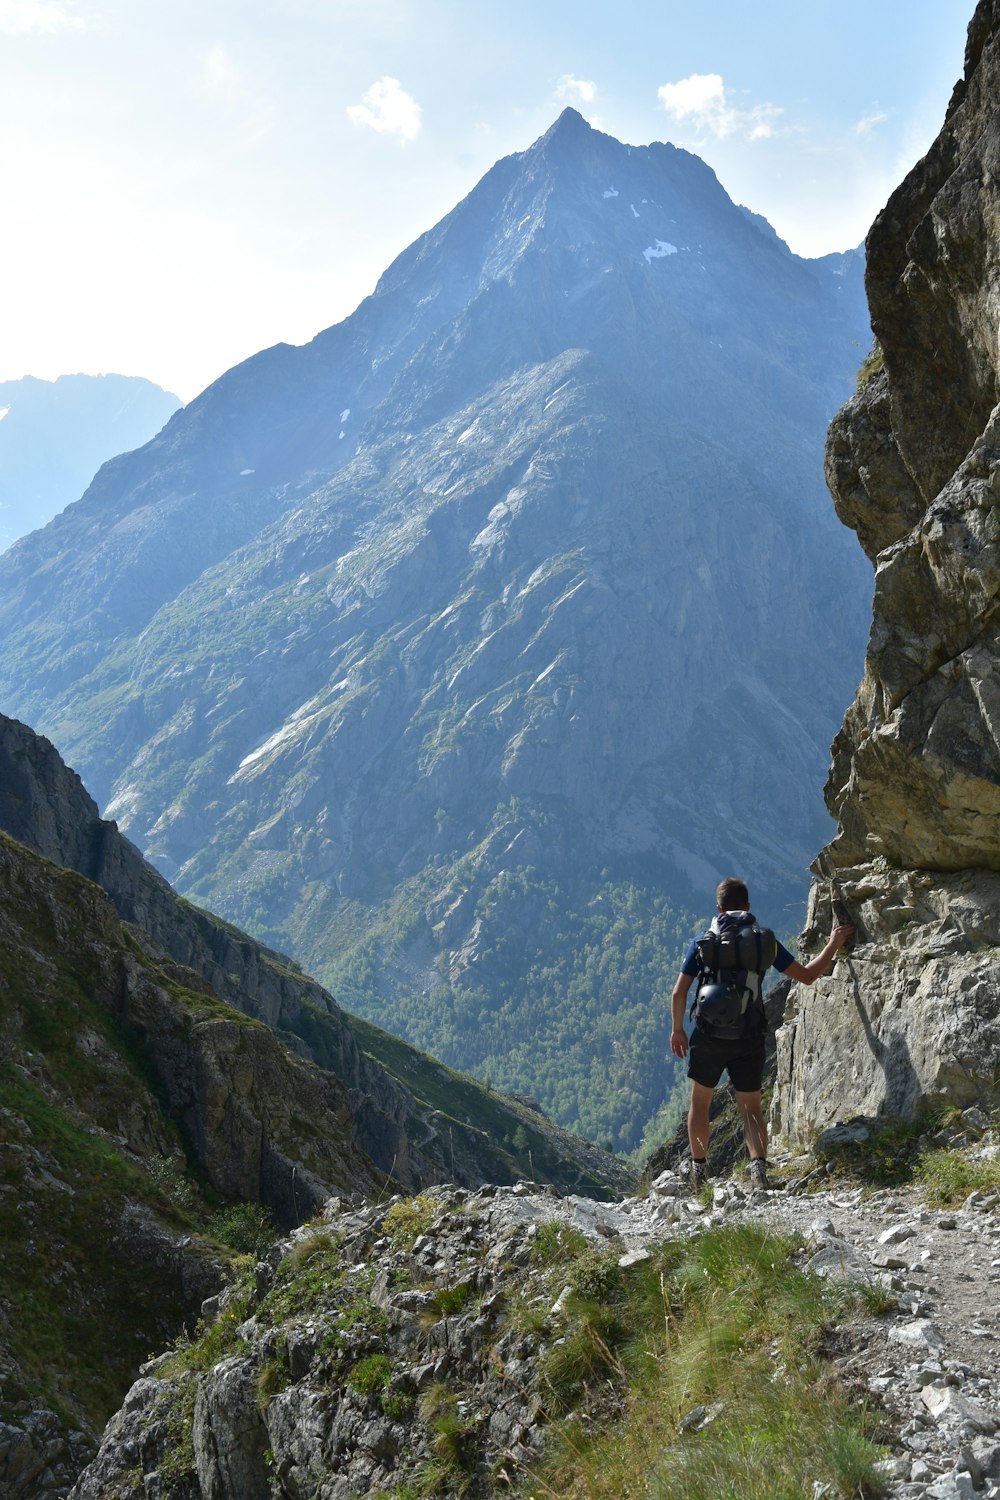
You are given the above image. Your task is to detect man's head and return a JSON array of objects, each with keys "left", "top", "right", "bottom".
[{"left": 716, "top": 876, "right": 750, "bottom": 911}]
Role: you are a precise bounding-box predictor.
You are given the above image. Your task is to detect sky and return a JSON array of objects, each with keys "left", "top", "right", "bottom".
[{"left": 0, "top": 0, "right": 976, "bottom": 403}]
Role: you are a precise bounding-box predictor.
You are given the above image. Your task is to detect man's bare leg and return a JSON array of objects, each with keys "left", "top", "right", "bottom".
[
  {"left": 735, "top": 1089, "right": 767, "bottom": 1161},
  {"left": 687, "top": 1081, "right": 714, "bottom": 1160}
]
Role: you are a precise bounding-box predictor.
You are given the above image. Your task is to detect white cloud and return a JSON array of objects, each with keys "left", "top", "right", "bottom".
[
  {"left": 0, "top": 0, "right": 86, "bottom": 34},
  {"left": 657, "top": 72, "right": 782, "bottom": 142},
  {"left": 855, "top": 110, "right": 889, "bottom": 136},
  {"left": 347, "top": 76, "right": 422, "bottom": 145},
  {"left": 555, "top": 73, "right": 598, "bottom": 106},
  {"left": 195, "top": 46, "right": 242, "bottom": 105},
  {"left": 658, "top": 72, "right": 726, "bottom": 120}
]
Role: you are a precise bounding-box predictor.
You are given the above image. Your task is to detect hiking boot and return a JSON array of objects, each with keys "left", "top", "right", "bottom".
[
  {"left": 749, "top": 1159, "right": 769, "bottom": 1193},
  {"left": 689, "top": 1158, "right": 708, "bottom": 1192}
]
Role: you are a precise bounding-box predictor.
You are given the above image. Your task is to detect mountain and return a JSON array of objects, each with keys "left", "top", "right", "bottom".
[
  {"left": 772, "top": 0, "right": 1000, "bottom": 1146},
  {"left": 0, "top": 110, "right": 872, "bottom": 1152},
  {"left": 0, "top": 373, "right": 181, "bottom": 550}
]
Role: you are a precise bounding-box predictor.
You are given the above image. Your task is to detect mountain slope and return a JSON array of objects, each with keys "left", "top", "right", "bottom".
[
  {"left": 0, "top": 111, "right": 872, "bottom": 1150},
  {"left": 0, "top": 711, "right": 626, "bottom": 1198},
  {"left": 0, "top": 372, "right": 181, "bottom": 551}
]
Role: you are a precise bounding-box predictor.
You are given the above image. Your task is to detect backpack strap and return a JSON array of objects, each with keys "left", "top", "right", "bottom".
[{"left": 690, "top": 932, "right": 717, "bottom": 1020}]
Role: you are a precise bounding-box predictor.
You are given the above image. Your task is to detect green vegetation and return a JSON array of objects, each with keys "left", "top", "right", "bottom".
[
  {"left": 206, "top": 1201, "right": 279, "bottom": 1257},
  {"left": 419, "top": 1383, "right": 478, "bottom": 1492},
  {"left": 422, "top": 1280, "right": 476, "bottom": 1320},
  {"left": 813, "top": 1115, "right": 932, "bottom": 1187},
  {"left": 916, "top": 1145, "right": 1000, "bottom": 1204},
  {"left": 383, "top": 1194, "right": 438, "bottom": 1251},
  {"left": 349, "top": 1352, "right": 394, "bottom": 1396},
  {"left": 325, "top": 834, "right": 700, "bottom": 1154},
  {"left": 167, "top": 1281, "right": 256, "bottom": 1375},
  {"left": 528, "top": 1218, "right": 590, "bottom": 1267},
  {"left": 523, "top": 1223, "right": 888, "bottom": 1500},
  {"left": 810, "top": 1111, "right": 1000, "bottom": 1198},
  {"left": 258, "top": 1233, "right": 346, "bottom": 1321},
  {"left": 856, "top": 341, "right": 884, "bottom": 392}
]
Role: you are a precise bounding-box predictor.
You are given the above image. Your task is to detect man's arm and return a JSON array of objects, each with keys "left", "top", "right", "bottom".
[
  {"left": 782, "top": 922, "right": 854, "bottom": 986},
  {"left": 670, "top": 973, "right": 694, "bottom": 1057}
]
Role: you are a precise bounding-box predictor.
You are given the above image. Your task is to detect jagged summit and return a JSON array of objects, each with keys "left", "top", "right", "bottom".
[{"left": 539, "top": 102, "right": 594, "bottom": 140}]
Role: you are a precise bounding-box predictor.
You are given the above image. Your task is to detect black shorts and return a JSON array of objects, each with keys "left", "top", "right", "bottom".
[{"left": 687, "top": 1028, "right": 766, "bottom": 1093}]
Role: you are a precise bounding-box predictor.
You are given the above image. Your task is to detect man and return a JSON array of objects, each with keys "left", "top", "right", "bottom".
[{"left": 670, "top": 876, "right": 853, "bottom": 1192}]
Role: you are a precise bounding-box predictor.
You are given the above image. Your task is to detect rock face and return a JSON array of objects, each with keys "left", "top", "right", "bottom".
[
  {"left": 773, "top": 0, "right": 1000, "bottom": 1146},
  {"left": 0, "top": 816, "right": 380, "bottom": 1226},
  {"left": 0, "top": 110, "right": 871, "bottom": 1149},
  {"left": 0, "top": 373, "right": 181, "bottom": 551}
]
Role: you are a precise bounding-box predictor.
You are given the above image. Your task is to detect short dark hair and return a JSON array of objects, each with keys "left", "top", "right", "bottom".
[{"left": 716, "top": 877, "right": 749, "bottom": 910}]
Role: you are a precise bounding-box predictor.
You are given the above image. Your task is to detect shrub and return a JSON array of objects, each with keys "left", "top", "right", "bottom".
[
  {"left": 916, "top": 1147, "right": 1000, "bottom": 1204},
  {"left": 349, "top": 1353, "right": 393, "bottom": 1397},
  {"left": 206, "top": 1202, "right": 278, "bottom": 1258},
  {"left": 382, "top": 1195, "right": 437, "bottom": 1252}
]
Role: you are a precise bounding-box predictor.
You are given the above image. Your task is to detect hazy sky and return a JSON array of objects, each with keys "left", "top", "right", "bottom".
[{"left": 1, "top": 0, "right": 974, "bottom": 402}]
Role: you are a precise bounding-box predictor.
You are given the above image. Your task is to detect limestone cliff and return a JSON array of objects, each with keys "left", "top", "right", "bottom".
[{"left": 773, "top": 0, "right": 1000, "bottom": 1144}]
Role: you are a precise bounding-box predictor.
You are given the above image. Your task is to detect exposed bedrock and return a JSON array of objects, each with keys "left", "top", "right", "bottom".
[{"left": 775, "top": 0, "right": 1000, "bottom": 1144}]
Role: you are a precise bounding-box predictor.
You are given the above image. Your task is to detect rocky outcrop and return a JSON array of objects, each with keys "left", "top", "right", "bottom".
[
  {"left": 0, "top": 711, "right": 405, "bottom": 1191},
  {"left": 774, "top": 0, "right": 1000, "bottom": 1146},
  {"left": 0, "top": 827, "right": 380, "bottom": 1224},
  {"left": 0, "top": 730, "right": 618, "bottom": 1498},
  {"left": 69, "top": 1141, "right": 1000, "bottom": 1500},
  {"left": 0, "top": 832, "right": 229, "bottom": 1498}
]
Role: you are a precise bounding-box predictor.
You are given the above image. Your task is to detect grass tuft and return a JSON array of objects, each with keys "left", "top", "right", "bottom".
[
  {"left": 916, "top": 1147, "right": 1000, "bottom": 1204},
  {"left": 523, "top": 1222, "right": 889, "bottom": 1500}
]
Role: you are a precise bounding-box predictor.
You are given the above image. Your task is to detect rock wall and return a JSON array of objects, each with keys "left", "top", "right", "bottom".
[{"left": 774, "top": 0, "right": 1000, "bottom": 1145}]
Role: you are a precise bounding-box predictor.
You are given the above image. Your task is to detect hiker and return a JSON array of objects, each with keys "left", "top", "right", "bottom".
[{"left": 670, "top": 877, "right": 853, "bottom": 1192}]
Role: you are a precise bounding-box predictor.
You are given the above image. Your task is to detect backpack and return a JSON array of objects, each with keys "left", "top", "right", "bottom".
[{"left": 690, "top": 911, "right": 778, "bottom": 1040}]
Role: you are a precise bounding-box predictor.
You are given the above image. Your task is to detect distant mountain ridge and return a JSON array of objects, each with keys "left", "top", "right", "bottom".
[
  {"left": 0, "top": 109, "right": 872, "bottom": 1150},
  {"left": 0, "top": 372, "right": 181, "bottom": 551}
]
